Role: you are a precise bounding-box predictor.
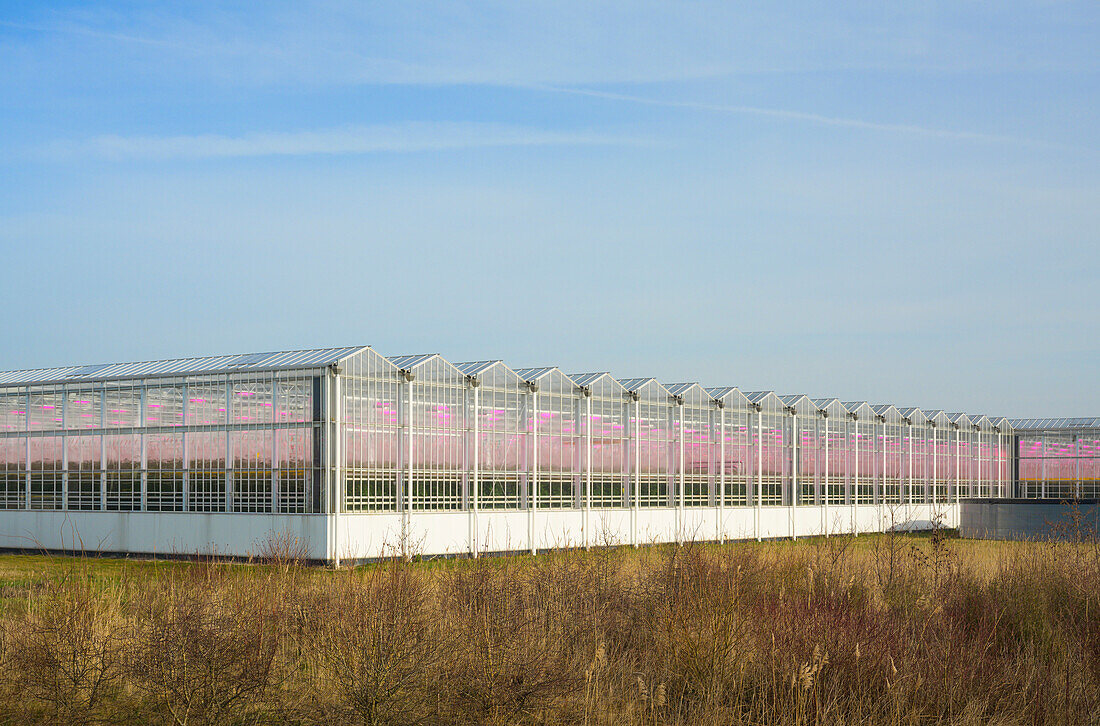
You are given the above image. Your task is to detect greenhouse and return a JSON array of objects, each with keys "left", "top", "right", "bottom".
[{"left": 0, "top": 345, "right": 1089, "bottom": 562}]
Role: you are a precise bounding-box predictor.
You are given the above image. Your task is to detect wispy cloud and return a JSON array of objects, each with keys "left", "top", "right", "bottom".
[
  {"left": 39, "top": 122, "right": 643, "bottom": 161},
  {"left": 0, "top": 18, "right": 187, "bottom": 50},
  {"left": 536, "top": 85, "right": 1080, "bottom": 149}
]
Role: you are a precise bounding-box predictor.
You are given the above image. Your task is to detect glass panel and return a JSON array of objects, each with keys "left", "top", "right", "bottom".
[
  {"left": 589, "top": 380, "right": 627, "bottom": 508},
  {"left": 27, "top": 390, "right": 63, "bottom": 431},
  {"left": 66, "top": 434, "right": 101, "bottom": 510},
  {"left": 680, "top": 402, "right": 712, "bottom": 507},
  {"left": 0, "top": 391, "right": 27, "bottom": 432},
  {"left": 67, "top": 389, "right": 101, "bottom": 430},
  {"left": 147, "top": 432, "right": 183, "bottom": 511},
  {"left": 278, "top": 428, "right": 313, "bottom": 514},
  {"left": 409, "top": 358, "right": 465, "bottom": 511},
  {"left": 103, "top": 385, "right": 141, "bottom": 428},
  {"left": 104, "top": 433, "right": 141, "bottom": 511},
  {"left": 186, "top": 380, "right": 227, "bottom": 426},
  {"left": 0, "top": 436, "right": 25, "bottom": 509},
  {"left": 29, "top": 435, "right": 62, "bottom": 509},
  {"left": 231, "top": 428, "right": 272, "bottom": 513},
  {"left": 187, "top": 430, "right": 226, "bottom": 511},
  {"left": 276, "top": 377, "right": 313, "bottom": 423},
  {"left": 145, "top": 384, "right": 184, "bottom": 427},
  {"left": 232, "top": 377, "right": 274, "bottom": 425}
]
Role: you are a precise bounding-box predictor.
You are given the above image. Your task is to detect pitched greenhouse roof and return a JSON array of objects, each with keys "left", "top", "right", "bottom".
[
  {"left": 569, "top": 372, "right": 615, "bottom": 388},
  {"left": 617, "top": 377, "right": 669, "bottom": 393},
  {"left": 455, "top": 360, "right": 503, "bottom": 377},
  {"left": 386, "top": 353, "right": 441, "bottom": 371},
  {"left": 898, "top": 407, "right": 929, "bottom": 423},
  {"left": 810, "top": 397, "right": 845, "bottom": 410},
  {"left": 1009, "top": 417, "right": 1100, "bottom": 430},
  {"left": 513, "top": 366, "right": 562, "bottom": 382},
  {"left": 665, "top": 382, "right": 705, "bottom": 397},
  {"left": 0, "top": 346, "right": 369, "bottom": 387},
  {"left": 843, "top": 402, "right": 877, "bottom": 420}
]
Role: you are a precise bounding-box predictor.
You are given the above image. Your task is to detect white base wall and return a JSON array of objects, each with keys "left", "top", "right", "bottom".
[
  {"left": 0, "top": 511, "right": 330, "bottom": 560},
  {"left": 0, "top": 503, "right": 959, "bottom": 563},
  {"left": 340, "top": 502, "right": 958, "bottom": 561}
]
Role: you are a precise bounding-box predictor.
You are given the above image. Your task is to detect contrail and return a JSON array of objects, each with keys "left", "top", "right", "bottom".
[{"left": 534, "top": 84, "right": 1077, "bottom": 150}]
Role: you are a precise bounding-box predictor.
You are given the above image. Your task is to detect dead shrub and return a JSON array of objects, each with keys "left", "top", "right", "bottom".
[
  {"left": 5, "top": 572, "right": 129, "bottom": 725},
  {"left": 310, "top": 562, "right": 442, "bottom": 726},
  {"left": 128, "top": 566, "right": 283, "bottom": 726}
]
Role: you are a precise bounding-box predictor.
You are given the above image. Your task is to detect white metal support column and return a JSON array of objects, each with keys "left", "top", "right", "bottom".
[
  {"left": 225, "top": 383, "right": 233, "bottom": 514},
  {"left": 754, "top": 404, "right": 762, "bottom": 542},
  {"left": 1041, "top": 433, "right": 1046, "bottom": 499},
  {"left": 23, "top": 423, "right": 30, "bottom": 511},
  {"left": 906, "top": 421, "right": 913, "bottom": 511},
  {"left": 632, "top": 393, "right": 640, "bottom": 548},
  {"left": 717, "top": 402, "right": 725, "bottom": 543},
  {"left": 930, "top": 422, "right": 937, "bottom": 510},
  {"left": 954, "top": 425, "right": 961, "bottom": 505},
  {"left": 470, "top": 378, "right": 479, "bottom": 558},
  {"left": 271, "top": 379, "right": 279, "bottom": 514},
  {"left": 852, "top": 415, "right": 859, "bottom": 536},
  {"left": 99, "top": 386, "right": 106, "bottom": 511},
  {"left": 180, "top": 383, "right": 188, "bottom": 512},
  {"left": 401, "top": 369, "right": 415, "bottom": 559},
  {"left": 583, "top": 388, "right": 591, "bottom": 550},
  {"left": 790, "top": 410, "right": 797, "bottom": 540},
  {"left": 975, "top": 427, "right": 982, "bottom": 498},
  {"left": 997, "top": 430, "right": 1004, "bottom": 498},
  {"left": 676, "top": 396, "right": 684, "bottom": 544},
  {"left": 61, "top": 393, "right": 68, "bottom": 511},
  {"left": 1075, "top": 434, "right": 1081, "bottom": 499},
  {"left": 332, "top": 366, "right": 343, "bottom": 567},
  {"left": 529, "top": 381, "right": 538, "bottom": 556},
  {"left": 880, "top": 418, "right": 887, "bottom": 533},
  {"left": 21, "top": 392, "right": 29, "bottom": 510},
  {"left": 822, "top": 412, "right": 829, "bottom": 538},
  {"left": 139, "top": 386, "right": 148, "bottom": 512}
]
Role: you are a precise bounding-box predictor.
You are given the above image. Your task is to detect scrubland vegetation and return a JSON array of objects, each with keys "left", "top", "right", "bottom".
[{"left": 1, "top": 527, "right": 1099, "bottom": 725}]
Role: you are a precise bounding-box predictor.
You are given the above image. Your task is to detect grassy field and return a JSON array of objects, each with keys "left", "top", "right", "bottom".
[{"left": 1, "top": 530, "right": 1099, "bottom": 725}]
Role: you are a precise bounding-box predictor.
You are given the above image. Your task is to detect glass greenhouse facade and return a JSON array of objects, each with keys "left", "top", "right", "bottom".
[
  {"left": 0, "top": 345, "right": 1091, "bottom": 561},
  {"left": 1011, "top": 418, "right": 1100, "bottom": 499}
]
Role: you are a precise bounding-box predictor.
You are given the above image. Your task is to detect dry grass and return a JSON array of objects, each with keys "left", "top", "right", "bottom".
[{"left": 1, "top": 529, "right": 1099, "bottom": 725}]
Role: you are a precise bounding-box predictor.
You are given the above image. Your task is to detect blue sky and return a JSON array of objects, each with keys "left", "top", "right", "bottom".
[{"left": 0, "top": 1, "right": 1096, "bottom": 417}]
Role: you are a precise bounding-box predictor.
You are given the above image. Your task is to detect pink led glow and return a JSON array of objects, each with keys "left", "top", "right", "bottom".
[
  {"left": 147, "top": 417, "right": 159, "bottom": 422},
  {"left": 217, "top": 408, "right": 226, "bottom": 412},
  {"left": 237, "top": 391, "right": 255, "bottom": 396},
  {"left": 72, "top": 400, "right": 90, "bottom": 405},
  {"left": 190, "top": 398, "right": 205, "bottom": 403},
  {"left": 148, "top": 403, "right": 162, "bottom": 408},
  {"left": 41, "top": 405, "right": 55, "bottom": 409}
]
